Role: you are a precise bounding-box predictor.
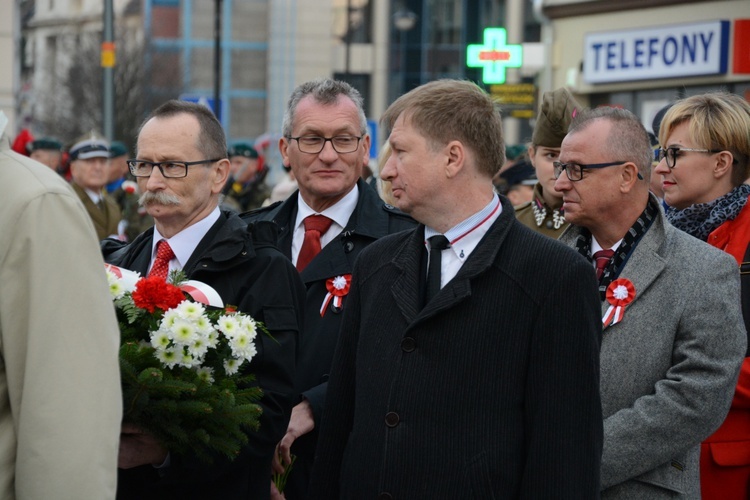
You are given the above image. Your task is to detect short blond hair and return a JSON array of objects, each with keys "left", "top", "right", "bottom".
[
  {"left": 659, "top": 92, "right": 750, "bottom": 186},
  {"left": 380, "top": 79, "right": 505, "bottom": 178}
]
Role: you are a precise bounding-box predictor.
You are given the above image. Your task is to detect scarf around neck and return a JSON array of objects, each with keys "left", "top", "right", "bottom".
[{"left": 666, "top": 184, "right": 750, "bottom": 242}]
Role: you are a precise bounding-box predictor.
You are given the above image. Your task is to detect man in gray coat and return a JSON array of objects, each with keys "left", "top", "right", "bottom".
[{"left": 555, "top": 106, "right": 747, "bottom": 498}]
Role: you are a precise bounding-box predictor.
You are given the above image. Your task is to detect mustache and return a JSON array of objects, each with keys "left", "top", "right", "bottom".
[{"left": 139, "top": 191, "right": 181, "bottom": 207}]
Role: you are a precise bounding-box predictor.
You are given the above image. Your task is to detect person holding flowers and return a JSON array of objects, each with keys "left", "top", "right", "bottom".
[
  {"left": 555, "top": 105, "right": 746, "bottom": 498},
  {"left": 101, "top": 100, "right": 305, "bottom": 500}
]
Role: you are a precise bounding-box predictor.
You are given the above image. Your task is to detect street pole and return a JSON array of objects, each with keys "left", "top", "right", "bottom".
[
  {"left": 213, "top": 0, "right": 222, "bottom": 120},
  {"left": 344, "top": 0, "right": 351, "bottom": 82},
  {"left": 102, "top": 0, "right": 115, "bottom": 142}
]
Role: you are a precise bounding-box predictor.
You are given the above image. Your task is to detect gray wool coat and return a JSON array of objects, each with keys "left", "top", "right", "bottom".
[{"left": 560, "top": 201, "right": 747, "bottom": 499}]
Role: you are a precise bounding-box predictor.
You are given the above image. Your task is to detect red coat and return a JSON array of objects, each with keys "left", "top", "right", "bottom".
[{"left": 701, "top": 198, "right": 750, "bottom": 499}]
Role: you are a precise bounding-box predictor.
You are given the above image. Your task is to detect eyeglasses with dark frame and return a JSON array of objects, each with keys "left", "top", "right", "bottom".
[
  {"left": 127, "top": 159, "right": 223, "bottom": 178},
  {"left": 552, "top": 160, "right": 628, "bottom": 182},
  {"left": 656, "top": 147, "right": 723, "bottom": 169},
  {"left": 287, "top": 135, "right": 363, "bottom": 154}
]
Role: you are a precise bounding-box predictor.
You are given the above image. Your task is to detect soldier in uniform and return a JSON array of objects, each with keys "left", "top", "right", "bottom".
[
  {"left": 222, "top": 142, "right": 270, "bottom": 211},
  {"left": 68, "top": 133, "right": 122, "bottom": 240},
  {"left": 516, "top": 87, "right": 584, "bottom": 238}
]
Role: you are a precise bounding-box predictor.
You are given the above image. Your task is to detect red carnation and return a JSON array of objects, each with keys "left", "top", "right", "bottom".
[{"left": 132, "top": 276, "right": 186, "bottom": 313}]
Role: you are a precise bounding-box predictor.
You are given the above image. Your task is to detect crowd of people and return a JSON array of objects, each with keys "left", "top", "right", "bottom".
[{"left": 0, "top": 78, "right": 748, "bottom": 500}]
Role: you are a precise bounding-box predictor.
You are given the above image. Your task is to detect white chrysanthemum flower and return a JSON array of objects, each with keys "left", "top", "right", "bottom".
[
  {"left": 161, "top": 309, "right": 180, "bottom": 329},
  {"left": 195, "top": 315, "right": 213, "bottom": 334},
  {"left": 108, "top": 280, "right": 125, "bottom": 299},
  {"left": 150, "top": 330, "right": 172, "bottom": 350},
  {"left": 188, "top": 337, "right": 209, "bottom": 358},
  {"left": 156, "top": 347, "right": 182, "bottom": 369},
  {"left": 206, "top": 330, "right": 219, "bottom": 348},
  {"left": 170, "top": 318, "right": 199, "bottom": 346},
  {"left": 195, "top": 366, "right": 215, "bottom": 384},
  {"left": 176, "top": 300, "right": 205, "bottom": 320},
  {"left": 223, "top": 357, "right": 243, "bottom": 375},
  {"left": 217, "top": 315, "right": 241, "bottom": 338},
  {"left": 230, "top": 333, "right": 258, "bottom": 361},
  {"left": 240, "top": 317, "right": 258, "bottom": 338},
  {"left": 179, "top": 350, "right": 198, "bottom": 368}
]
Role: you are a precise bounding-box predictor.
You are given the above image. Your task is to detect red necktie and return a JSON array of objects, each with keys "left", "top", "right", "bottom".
[
  {"left": 593, "top": 249, "right": 615, "bottom": 280},
  {"left": 148, "top": 240, "right": 175, "bottom": 280},
  {"left": 296, "top": 215, "right": 333, "bottom": 271}
]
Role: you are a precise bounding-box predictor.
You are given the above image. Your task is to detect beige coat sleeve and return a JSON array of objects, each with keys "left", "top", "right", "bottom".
[{"left": 0, "top": 150, "right": 123, "bottom": 499}]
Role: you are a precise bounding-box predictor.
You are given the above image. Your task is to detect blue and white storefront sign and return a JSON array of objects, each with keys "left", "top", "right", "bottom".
[{"left": 583, "top": 20, "right": 729, "bottom": 84}]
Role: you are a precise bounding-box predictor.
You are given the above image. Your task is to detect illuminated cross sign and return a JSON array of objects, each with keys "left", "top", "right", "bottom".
[{"left": 467, "top": 28, "right": 523, "bottom": 84}]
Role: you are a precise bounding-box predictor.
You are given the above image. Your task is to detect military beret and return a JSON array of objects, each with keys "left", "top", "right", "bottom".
[
  {"left": 505, "top": 144, "right": 527, "bottom": 162},
  {"left": 109, "top": 140, "right": 128, "bottom": 158},
  {"left": 69, "top": 134, "right": 109, "bottom": 160},
  {"left": 651, "top": 103, "right": 673, "bottom": 138},
  {"left": 532, "top": 87, "right": 584, "bottom": 148},
  {"left": 27, "top": 137, "right": 63, "bottom": 152},
  {"left": 500, "top": 160, "right": 537, "bottom": 188},
  {"left": 228, "top": 142, "right": 258, "bottom": 159}
]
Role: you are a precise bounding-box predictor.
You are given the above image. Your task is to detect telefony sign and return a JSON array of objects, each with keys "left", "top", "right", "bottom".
[{"left": 583, "top": 20, "right": 729, "bottom": 84}]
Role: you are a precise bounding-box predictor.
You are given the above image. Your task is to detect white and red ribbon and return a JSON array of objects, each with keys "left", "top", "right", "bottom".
[
  {"left": 320, "top": 274, "right": 351, "bottom": 317},
  {"left": 180, "top": 280, "right": 224, "bottom": 308},
  {"left": 105, "top": 264, "right": 141, "bottom": 292},
  {"left": 602, "top": 278, "right": 636, "bottom": 327},
  {"left": 104, "top": 264, "right": 223, "bottom": 307}
]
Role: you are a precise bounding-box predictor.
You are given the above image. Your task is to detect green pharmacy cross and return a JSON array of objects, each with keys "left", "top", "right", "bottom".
[{"left": 467, "top": 28, "right": 523, "bottom": 84}]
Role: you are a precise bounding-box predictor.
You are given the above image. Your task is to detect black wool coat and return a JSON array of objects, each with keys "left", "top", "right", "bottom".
[
  {"left": 242, "top": 179, "right": 416, "bottom": 497},
  {"left": 102, "top": 210, "right": 306, "bottom": 500},
  {"left": 310, "top": 196, "right": 604, "bottom": 499}
]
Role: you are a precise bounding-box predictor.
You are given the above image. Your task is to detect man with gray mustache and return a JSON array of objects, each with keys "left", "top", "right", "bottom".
[{"left": 101, "top": 99, "right": 306, "bottom": 500}]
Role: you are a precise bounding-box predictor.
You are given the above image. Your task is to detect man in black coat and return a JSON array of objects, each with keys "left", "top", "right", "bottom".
[
  {"left": 102, "top": 100, "right": 305, "bottom": 500},
  {"left": 242, "top": 78, "right": 415, "bottom": 499},
  {"left": 309, "top": 79, "right": 603, "bottom": 499}
]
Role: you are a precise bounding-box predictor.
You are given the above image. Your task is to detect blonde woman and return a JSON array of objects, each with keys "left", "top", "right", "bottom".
[{"left": 655, "top": 91, "right": 750, "bottom": 500}]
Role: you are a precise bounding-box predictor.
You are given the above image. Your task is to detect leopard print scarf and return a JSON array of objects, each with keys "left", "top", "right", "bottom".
[{"left": 666, "top": 184, "right": 750, "bottom": 242}]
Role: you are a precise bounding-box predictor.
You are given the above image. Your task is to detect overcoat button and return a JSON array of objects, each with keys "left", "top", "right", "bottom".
[
  {"left": 378, "top": 493, "right": 394, "bottom": 500},
  {"left": 344, "top": 241, "right": 355, "bottom": 253},
  {"left": 401, "top": 337, "right": 416, "bottom": 352},
  {"left": 385, "top": 412, "right": 400, "bottom": 427}
]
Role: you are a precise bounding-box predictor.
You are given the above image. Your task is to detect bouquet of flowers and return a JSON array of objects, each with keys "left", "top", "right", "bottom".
[{"left": 106, "top": 264, "right": 265, "bottom": 463}]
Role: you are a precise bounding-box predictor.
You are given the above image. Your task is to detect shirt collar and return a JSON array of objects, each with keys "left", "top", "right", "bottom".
[
  {"left": 424, "top": 194, "right": 502, "bottom": 261},
  {"left": 152, "top": 207, "right": 221, "bottom": 269},
  {"left": 295, "top": 184, "right": 359, "bottom": 231},
  {"left": 590, "top": 235, "right": 623, "bottom": 255}
]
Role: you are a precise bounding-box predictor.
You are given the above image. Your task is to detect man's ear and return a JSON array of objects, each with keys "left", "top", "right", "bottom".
[
  {"left": 444, "top": 140, "right": 465, "bottom": 179},
  {"left": 361, "top": 134, "right": 371, "bottom": 167},
  {"left": 620, "top": 162, "right": 642, "bottom": 193},
  {"left": 211, "top": 159, "right": 231, "bottom": 194},
  {"left": 279, "top": 136, "right": 291, "bottom": 167}
]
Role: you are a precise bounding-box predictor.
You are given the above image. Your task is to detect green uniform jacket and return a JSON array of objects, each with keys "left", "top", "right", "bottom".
[{"left": 515, "top": 183, "right": 569, "bottom": 239}]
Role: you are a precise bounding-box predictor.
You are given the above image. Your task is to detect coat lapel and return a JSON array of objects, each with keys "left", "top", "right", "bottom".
[
  {"left": 392, "top": 197, "right": 516, "bottom": 325},
  {"left": 604, "top": 213, "right": 667, "bottom": 322}
]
